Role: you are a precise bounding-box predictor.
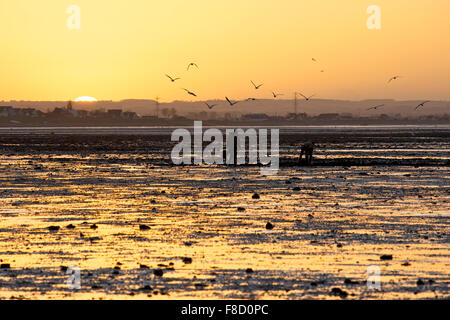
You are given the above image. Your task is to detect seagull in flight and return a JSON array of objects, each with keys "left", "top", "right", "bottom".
[
  {"left": 187, "top": 63, "right": 199, "bottom": 71},
  {"left": 225, "top": 97, "right": 240, "bottom": 106},
  {"left": 298, "top": 93, "right": 315, "bottom": 101},
  {"left": 415, "top": 101, "right": 430, "bottom": 110},
  {"left": 367, "top": 104, "right": 385, "bottom": 111},
  {"left": 166, "top": 74, "right": 180, "bottom": 82},
  {"left": 272, "top": 92, "right": 284, "bottom": 98},
  {"left": 312, "top": 58, "right": 317, "bottom": 62},
  {"left": 388, "top": 76, "right": 401, "bottom": 83},
  {"left": 205, "top": 102, "right": 217, "bottom": 109},
  {"left": 182, "top": 88, "right": 197, "bottom": 97},
  {"left": 250, "top": 80, "right": 263, "bottom": 90}
]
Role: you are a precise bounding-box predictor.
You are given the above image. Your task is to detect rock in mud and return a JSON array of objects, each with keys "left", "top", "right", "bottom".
[
  {"left": 141, "top": 285, "right": 153, "bottom": 291},
  {"left": 153, "top": 269, "right": 164, "bottom": 277},
  {"left": 252, "top": 193, "right": 260, "bottom": 199},
  {"left": 48, "top": 226, "right": 60, "bottom": 231},
  {"left": 380, "top": 254, "right": 393, "bottom": 260},
  {"left": 265, "top": 222, "right": 274, "bottom": 230},
  {"left": 0, "top": 263, "right": 11, "bottom": 269},
  {"left": 344, "top": 278, "right": 359, "bottom": 285},
  {"left": 331, "top": 287, "right": 348, "bottom": 298},
  {"left": 139, "top": 224, "right": 151, "bottom": 231},
  {"left": 182, "top": 257, "right": 193, "bottom": 264}
]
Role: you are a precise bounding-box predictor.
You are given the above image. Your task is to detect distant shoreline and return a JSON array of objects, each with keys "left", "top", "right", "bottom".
[{"left": 1, "top": 118, "right": 449, "bottom": 128}]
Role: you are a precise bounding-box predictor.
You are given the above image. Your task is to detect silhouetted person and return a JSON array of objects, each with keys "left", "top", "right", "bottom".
[{"left": 299, "top": 141, "right": 314, "bottom": 165}]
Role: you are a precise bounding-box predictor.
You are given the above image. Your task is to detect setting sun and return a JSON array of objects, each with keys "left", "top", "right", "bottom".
[{"left": 74, "top": 96, "right": 97, "bottom": 102}]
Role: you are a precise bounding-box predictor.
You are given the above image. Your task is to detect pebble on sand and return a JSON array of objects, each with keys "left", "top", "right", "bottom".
[
  {"left": 48, "top": 226, "right": 60, "bottom": 231},
  {"left": 140, "top": 264, "right": 150, "bottom": 269},
  {"left": 139, "top": 224, "right": 151, "bottom": 231},
  {"left": 237, "top": 207, "right": 246, "bottom": 212},
  {"left": 265, "top": 222, "right": 274, "bottom": 230},
  {"left": 380, "top": 254, "right": 393, "bottom": 260},
  {"left": 90, "top": 224, "right": 98, "bottom": 230},
  {"left": 252, "top": 193, "right": 260, "bottom": 199},
  {"left": 66, "top": 224, "right": 76, "bottom": 229},
  {"left": 246, "top": 268, "right": 254, "bottom": 274}
]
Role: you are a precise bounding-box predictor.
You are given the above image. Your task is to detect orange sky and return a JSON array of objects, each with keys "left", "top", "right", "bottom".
[{"left": 1, "top": 0, "right": 449, "bottom": 102}]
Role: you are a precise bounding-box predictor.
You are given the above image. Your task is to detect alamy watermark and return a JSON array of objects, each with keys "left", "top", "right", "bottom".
[
  {"left": 366, "top": 265, "right": 381, "bottom": 290},
  {"left": 67, "top": 5, "right": 81, "bottom": 30},
  {"left": 66, "top": 266, "right": 81, "bottom": 290},
  {"left": 367, "top": 5, "right": 381, "bottom": 30},
  {"left": 171, "top": 121, "right": 279, "bottom": 175}
]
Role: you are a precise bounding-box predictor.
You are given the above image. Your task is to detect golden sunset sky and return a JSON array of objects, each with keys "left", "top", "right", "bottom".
[{"left": 0, "top": 0, "right": 449, "bottom": 102}]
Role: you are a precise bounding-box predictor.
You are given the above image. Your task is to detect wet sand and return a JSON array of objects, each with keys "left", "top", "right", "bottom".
[{"left": 0, "top": 127, "right": 449, "bottom": 299}]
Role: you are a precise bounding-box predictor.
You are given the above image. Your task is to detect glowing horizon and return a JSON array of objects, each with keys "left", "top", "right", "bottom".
[{"left": 0, "top": 1, "right": 449, "bottom": 102}]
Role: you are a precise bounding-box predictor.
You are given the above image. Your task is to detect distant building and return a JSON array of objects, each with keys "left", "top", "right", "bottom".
[
  {"left": 21, "top": 108, "right": 42, "bottom": 117},
  {"left": 241, "top": 113, "right": 270, "bottom": 121},
  {"left": 0, "top": 106, "right": 13, "bottom": 117},
  {"left": 51, "top": 107, "right": 72, "bottom": 117},
  {"left": 122, "top": 111, "right": 139, "bottom": 119},
  {"left": 76, "top": 110, "right": 90, "bottom": 118},
  {"left": 286, "top": 112, "right": 307, "bottom": 120},
  {"left": 107, "top": 109, "right": 123, "bottom": 118},
  {"left": 316, "top": 113, "right": 340, "bottom": 120}
]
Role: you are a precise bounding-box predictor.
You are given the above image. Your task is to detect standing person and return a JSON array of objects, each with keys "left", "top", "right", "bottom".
[{"left": 299, "top": 141, "right": 315, "bottom": 165}]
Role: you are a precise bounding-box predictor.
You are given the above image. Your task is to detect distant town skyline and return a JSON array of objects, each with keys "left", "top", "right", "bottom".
[{"left": 1, "top": 1, "right": 449, "bottom": 101}]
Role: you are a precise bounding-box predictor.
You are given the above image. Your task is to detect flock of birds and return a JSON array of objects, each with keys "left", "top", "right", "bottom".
[{"left": 165, "top": 60, "right": 432, "bottom": 112}]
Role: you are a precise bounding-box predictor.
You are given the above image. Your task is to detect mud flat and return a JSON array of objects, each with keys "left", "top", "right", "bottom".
[{"left": 0, "top": 127, "right": 448, "bottom": 299}]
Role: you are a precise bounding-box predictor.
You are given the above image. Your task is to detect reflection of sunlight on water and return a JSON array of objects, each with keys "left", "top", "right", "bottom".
[{"left": 0, "top": 146, "right": 448, "bottom": 299}]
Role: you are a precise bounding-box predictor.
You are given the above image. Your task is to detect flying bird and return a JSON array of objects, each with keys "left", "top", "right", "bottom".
[
  {"left": 415, "top": 101, "right": 430, "bottom": 110},
  {"left": 225, "top": 97, "right": 240, "bottom": 106},
  {"left": 166, "top": 74, "right": 180, "bottom": 82},
  {"left": 298, "top": 93, "right": 315, "bottom": 101},
  {"left": 246, "top": 98, "right": 257, "bottom": 101},
  {"left": 388, "top": 76, "right": 401, "bottom": 83},
  {"left": 250, "top": 80, "right": 263, "bottom": 90},
  {"left": 187, "top": 63, "right": 199, "bottom": 71},
  {"left": 367, "top": 104, "right": 385, "bottom": 111},
  {"left": 182, "top": 88, "right": 197, "bottom": 97},
  {"left": 312, "top": 58, "right": 317, "bottom": 62},
  {"left": 272, "top": 92, "right": 284, "bottom": 98},
  {"left": 205, "top": 102, "right": 217, "bottom": 109}
]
